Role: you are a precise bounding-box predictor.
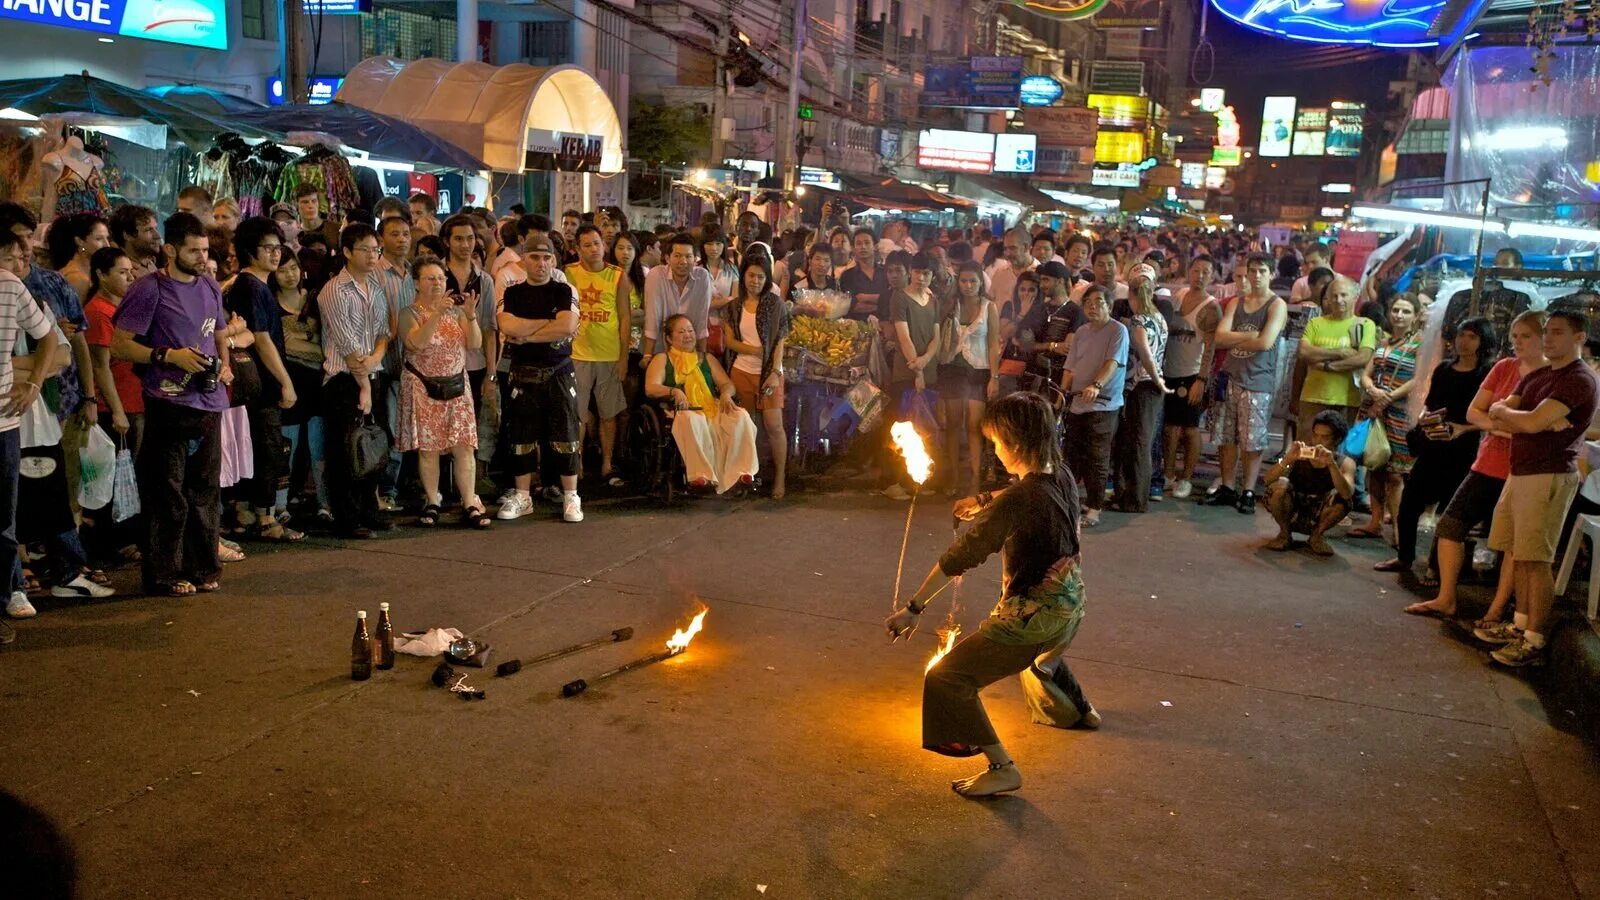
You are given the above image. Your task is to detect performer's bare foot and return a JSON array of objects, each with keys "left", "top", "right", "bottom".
[
  {"left": 952, "top": 762, "right": 1021, "bottom": 798},
  {"left": 1265, "top": 531, "right": 1291, "bottom": 551}
]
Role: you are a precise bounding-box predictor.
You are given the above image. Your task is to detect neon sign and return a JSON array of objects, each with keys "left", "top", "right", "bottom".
[
  {"left": 1207, "top": 0, "right": 1451, "bottom": 48},
  {"left": 1011, "top": 0, "right": 1110, "bottom": 21}
]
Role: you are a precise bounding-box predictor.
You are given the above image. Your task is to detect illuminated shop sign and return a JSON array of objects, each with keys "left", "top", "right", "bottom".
[
  {"left": 1207, "top": 0, "right": 1449, "bottom": 48},
  {"left": 1087, "top": 93, "right": 1150, "bottom": 128},
  {"left": 1094, "top": 131, "right": 1146, "bottom": 165},
  {"left": 1, "top": 0, "right": 229, "bottom": 49},
  {"left": 1259, "top": 95, "right": 1295, "bottom": 158},
  {"left": 1326, "top": 101, "right": 1366, "bottom": 157},
  {"left": 994, "top": 133, "right": 1039, "bottom": 173},
  {"left": 1019, "top": 76, "right": 1064, "bottom": 107},
  {"left": 917, "top": 129, "right": 996, "bottom": 173}
]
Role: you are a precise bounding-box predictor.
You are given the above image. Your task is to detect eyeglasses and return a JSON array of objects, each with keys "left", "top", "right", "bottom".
[
  {"left": 259, "top": 244, "right": 283, "bottom": 255},
  {"left": 350, "top": 245, "right": 381, "bottom": 255}
]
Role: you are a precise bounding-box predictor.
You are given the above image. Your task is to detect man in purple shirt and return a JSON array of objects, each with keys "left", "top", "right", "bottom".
[
  {"left": 1482, "top": 310, "right": 1600, "bottom": 667},
  {"left": 112, "top": 213, "right": 232, "bottom": 597}
]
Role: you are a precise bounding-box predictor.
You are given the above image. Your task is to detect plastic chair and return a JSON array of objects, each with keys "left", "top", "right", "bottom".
[{"left": 1553, "top": 513, "right": 1600, "bottom": 620}]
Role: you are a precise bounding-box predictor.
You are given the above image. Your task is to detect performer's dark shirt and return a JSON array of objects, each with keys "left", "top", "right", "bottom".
[{"left": 940, "top": 468, "right": 1081, "bottom": 597}]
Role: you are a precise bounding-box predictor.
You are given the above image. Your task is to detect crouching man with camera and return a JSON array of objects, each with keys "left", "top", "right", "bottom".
[{"left": 112, "top": 212, "right": 232, "bottom": 598}]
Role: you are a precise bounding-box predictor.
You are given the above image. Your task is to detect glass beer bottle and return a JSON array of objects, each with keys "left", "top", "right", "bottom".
[
  {"left": 352, "top": 610, "right": 373, "bottom": 681},
  {"left": 376, "top": 602, "right": 395, "bottom": 670}
]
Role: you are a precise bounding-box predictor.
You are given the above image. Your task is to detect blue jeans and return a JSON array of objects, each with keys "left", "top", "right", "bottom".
[
  {"left": 1, "top": 428, "right": 18, "bottom": 592},
  {"left": 380, "top": 376, "right": 401, "bottom": 500},
  {"left": 279, "top": 415, "right": 330, "bottom": 512}
]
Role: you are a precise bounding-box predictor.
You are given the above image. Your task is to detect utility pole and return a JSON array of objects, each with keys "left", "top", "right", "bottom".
[
  {"left": 283, "top": 0, "right": 308, "bottom": 104},
  {"left": 709, "top": 5, "right": 729, "bottom": 166},
  {"left": 776, "top": 0, "right": 808, "bottom": 197}
]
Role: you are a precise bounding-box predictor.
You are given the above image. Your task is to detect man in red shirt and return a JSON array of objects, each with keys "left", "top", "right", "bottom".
[{"left": 1483, "top": 311, "right": 1599, "bottom": 666}]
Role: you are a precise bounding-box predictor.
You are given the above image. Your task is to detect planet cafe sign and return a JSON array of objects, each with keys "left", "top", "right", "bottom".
[{"left": 1020, "top": 76, "right": 1065, "bottom": 107}]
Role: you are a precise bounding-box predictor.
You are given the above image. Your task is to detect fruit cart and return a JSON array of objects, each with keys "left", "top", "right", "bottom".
[{"left": 784, "top": 293, "right": 883, "bottom": 472}]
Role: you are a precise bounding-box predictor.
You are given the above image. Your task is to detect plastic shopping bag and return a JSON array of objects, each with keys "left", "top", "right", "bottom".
[
  {"left": 1341, "top": 417, "right": 1371, "bottom": 460},
  {"left": 77, "top": 424, "right": 116, "bottom": 510},
  {"left": 112, "top": 442, "right": 140, "bottom": 522},
  {"left": 1364, "top": 418, "right": 1392, "bottom": 469}
]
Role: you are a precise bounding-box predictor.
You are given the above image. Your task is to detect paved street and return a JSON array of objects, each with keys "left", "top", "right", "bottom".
[{"left": 3, "top": 490, "right": 1598, "bottom": 899}]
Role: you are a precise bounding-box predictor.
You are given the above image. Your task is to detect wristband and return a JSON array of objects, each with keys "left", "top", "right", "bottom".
[
  {"left": 152, "top": 347, "right": 168, "bottom": 365},
  {"left": 977, "top": 490, "right": 995, "bottom": 507}
]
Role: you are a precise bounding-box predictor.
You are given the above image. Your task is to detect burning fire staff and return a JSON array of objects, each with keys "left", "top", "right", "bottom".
[{"left": 886, "top": 393, "right": 1100, "bottom": 798}]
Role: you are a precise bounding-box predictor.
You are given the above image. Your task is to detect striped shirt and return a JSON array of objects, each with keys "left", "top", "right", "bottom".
[
  {"left": 375, "top": 255, "right": 415, "bottom": 373},
  {"left": 0, "top": 270, "right": 57, "bottom": 433},
  {"left": 317, "top": 269, "right": 391, "bottom": 382}
]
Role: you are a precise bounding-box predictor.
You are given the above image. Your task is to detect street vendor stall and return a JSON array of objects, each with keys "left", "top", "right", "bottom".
[{"left": 784, "top": 289, "right": 885, "bottom": 472}]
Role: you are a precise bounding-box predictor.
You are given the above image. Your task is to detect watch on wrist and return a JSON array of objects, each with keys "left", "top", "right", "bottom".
[{"left": 152, "top": 347, "right": 167, "bottom": 365}]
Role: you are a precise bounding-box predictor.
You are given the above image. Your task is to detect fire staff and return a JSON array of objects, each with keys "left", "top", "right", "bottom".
[{"left": 886, "top": 392, "right": 1100, "bottom": 799}]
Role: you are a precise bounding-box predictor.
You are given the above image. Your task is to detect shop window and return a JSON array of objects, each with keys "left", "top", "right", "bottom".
[
  {"left": 241, "top": 0, "right": 275, "bottom": 42},
  {"left": 520, "top": 21, "right": 570, "bottom": 64},
  {"left": 362, "top": 8, "right": 458, "bottom": 61}
]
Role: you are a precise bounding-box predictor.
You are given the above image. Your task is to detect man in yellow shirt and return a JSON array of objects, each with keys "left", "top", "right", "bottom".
[
  {"left": 565, "top": 224, "right": 632, "bottom": 486},
  {"left": 1296, "top": 275, "right": 1374, "bottom": 429}
]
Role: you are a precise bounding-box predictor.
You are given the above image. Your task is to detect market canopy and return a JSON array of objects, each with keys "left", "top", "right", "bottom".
[
  {"left": 836, "top": 174, "right": 974, "bottom": 212},
  {"left": 0, "top": 73, "right": 277, "bottom": 147},
  {"left": 336, "top": 57, "right": 624, "bottom": 174},
  {"left": 146, "top": 84, "right": 268, "bottom": 116},
  {"left": 955, "top": 174, "right": 1087, "bottom": 216},
  {"left": 229, "top": 102, "right": 489, "bottom": 171}
]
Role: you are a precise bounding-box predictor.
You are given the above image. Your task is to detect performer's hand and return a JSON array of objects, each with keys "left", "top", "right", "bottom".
[
  {"left": 885, "top": 607, "right": 920, "bottom": 642},
  {"left": 952, "top": 496, "right": 983, "bottom": 521}
]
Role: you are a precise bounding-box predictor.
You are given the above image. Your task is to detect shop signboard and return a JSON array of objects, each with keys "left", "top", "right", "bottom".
[
  {"left": 1280, "top": 205, "right": 1317, "bottom": 220},
  {"left": 1210, "top": 146, "right": 1242, "bottom": 167},
  {"left": 2, "top": 0, "right": 229, "bottom": 49},
  {"left": 1089, "top": 61, "right": 1145, "bottom": 96},
  {"left": 1025, "top": 107, "right": 1099, "bottom": 147},
  {"left": 1020, "top": 76, "right": 1064, "bottom": 107},
  {"left": 302, "top": 0, "right": 373, "bottom": 11},
  {"left": 1091, "top": 167, "right": 1141, "bottom": 188},
  {"left": 525, "top": 130, "right": 605, "bottom": 171},
  {"left": 993, "top": 133, "right": 1039, "bottom": 173},
  {"left": 1086, "top": 93, "right": 1150, "bottom": 128},
  {"left": 919, "top": 57, "right": 1024, "bottom": 109},
  {"left": 1180, "top": 162, "right": 1206, "bottom": 188},
  {"left": 267, "top": 77, "right": 344, "bottom": 106},
  {"left": 1293, "top": 131, "right": 1326, "bottom": 156},
  {"left": 1103, "top": 28, "right": 1143, "bottom": 59},
  {"left": 917, "top": 129, "right": 997, "bottom": 173},
  {"left": 1097, "top": 0, "right": 1163, "bottom": 27},
  {"left": 1208, "top": 0, "right": 1448, "bottom": 47},
  {"left": 1012, "top": 0, "right": 1110, "bottom": 21},
  {"left": 1204, "top": 166, "right": 1226, "bottom": 189},
  {"left": 799, "top": 167, "right": 841, "bottom": 188},
  {"left": 1259, "top": 95, "right": 1296, "bottom": 158},
  {"left": 1094, "top": 130, "right": 1146, "bottom": 165},
  {"left": 1326, "top": 101, "right": 1366, "bottom": 157},
  {"left": 1034, "top": 147, "right": 1095, "bottom": 182},
  {"left": 878, "top": 129, "right": 902, "bottom": 162},
  {"left": 1199, "top": 88, "right": 1226, "bottom": 113},
  {"left": 1146, "top": 165, "right": 1181, "bottom": 188}
]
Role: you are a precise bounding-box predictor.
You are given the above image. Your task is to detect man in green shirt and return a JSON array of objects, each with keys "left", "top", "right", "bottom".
[{"left": 1296, "top": 274, "right": 1374, "bottom": 429}]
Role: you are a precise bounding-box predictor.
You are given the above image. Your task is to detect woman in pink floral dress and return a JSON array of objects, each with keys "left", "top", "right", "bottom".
[{"left": 399, "top": 258, "right": 488, "bottom": 527}]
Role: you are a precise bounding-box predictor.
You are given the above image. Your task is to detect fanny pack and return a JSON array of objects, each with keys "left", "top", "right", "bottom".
[{"left": 405, "top": 362, "right": 466, "bottom": 402}]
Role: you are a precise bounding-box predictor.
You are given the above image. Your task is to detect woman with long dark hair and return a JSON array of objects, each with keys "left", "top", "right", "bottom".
[
  {"left": 938, "top": 260, "right": 999, "bottom": 497},
  {"left": 887, "top": 392, "right": 1098, "bottom": 799},
  {"left": 723, "top": 254, "right": 790, "bottom": 498},
  {"left": 1378, "top": 317, "right": 1494, "bottom": 576},
  {"left": 48, "top": 211, "right": 109, "bottom": 303}
]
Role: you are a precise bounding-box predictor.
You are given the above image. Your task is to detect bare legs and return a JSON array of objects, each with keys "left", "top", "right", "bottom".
[
  {"left": 1407, "top": 536, "right": 1515, "bottom": 620},
  {"left": 952, "top": 743, "right": 1021, "bottom": 798},
  {"left": 418, "top": 446, "right": 482, "bottom": 510},
  {"left": 941, "top": 398, "right": 986, "bottom": 496},
  {"left": 759, "top": 406, "right": 786, "bottom": 499},
  {"left": 1163, "top": 424, "right": 1201, "bottom": 484}
]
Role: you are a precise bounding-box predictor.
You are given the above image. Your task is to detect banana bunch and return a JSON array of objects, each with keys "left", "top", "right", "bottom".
[{"left": 791, "top": 317, "right": 867, "bottom": 367}]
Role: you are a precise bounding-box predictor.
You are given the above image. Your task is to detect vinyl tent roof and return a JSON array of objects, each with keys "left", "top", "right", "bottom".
[{"left": 335, "top": 57, "right": 624, "bottom": 174}]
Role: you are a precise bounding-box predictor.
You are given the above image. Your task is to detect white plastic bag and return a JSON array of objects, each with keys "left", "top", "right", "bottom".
[
  {"left": 394, "top": 627, "right": 464, "bottom": 657},
  {"left": 77, "top": 424, "right": 116, "bottom": 510},
  {"left": 112, "top": 442, "right": 140, "bottom": 522}
]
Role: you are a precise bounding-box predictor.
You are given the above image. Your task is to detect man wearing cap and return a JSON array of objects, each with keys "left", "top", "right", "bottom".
[
  {"left": 1017, "top": 260, "right": 1084, "bottom": 388},
  {"left": 496, "top": 233, "right": 584, "bottom": 523}
]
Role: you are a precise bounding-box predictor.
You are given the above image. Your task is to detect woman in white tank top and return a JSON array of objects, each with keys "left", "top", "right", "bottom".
[{"left": 938, "top": 261, "right": 1001, "bottom": 497}]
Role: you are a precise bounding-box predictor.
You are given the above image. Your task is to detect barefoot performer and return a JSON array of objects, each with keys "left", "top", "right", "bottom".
[{"left": 886, "top": 392, "right": 1099, "bottom": 799}]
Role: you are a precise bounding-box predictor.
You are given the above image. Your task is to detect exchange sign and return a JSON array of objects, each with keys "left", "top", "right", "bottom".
[{"left": 1, "top": 0, "right": 229, "bottom": 49}]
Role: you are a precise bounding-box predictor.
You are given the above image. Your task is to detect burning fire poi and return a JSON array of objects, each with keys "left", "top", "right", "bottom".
[
  {"left": 666, "top": 608, "right": 708, "bottom": 654},
  {"left": 925, "top": 624, "right": 961, "bottom": 673},
  {"left": 890, "top": 421, "right": 932, "bottom": 485}
]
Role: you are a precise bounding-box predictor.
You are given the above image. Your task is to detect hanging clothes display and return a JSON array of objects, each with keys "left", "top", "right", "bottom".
[
  {"left": 189, "top": 135, "right": 297, "bottom": 219},
  {"left": 272, "top": 144, "right": 360, "bottom": 219}
]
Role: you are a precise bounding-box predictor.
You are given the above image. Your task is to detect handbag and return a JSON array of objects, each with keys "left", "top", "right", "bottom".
[
  {"left": 405, "top": 362, "right": 466, "bottom": 402},
  {"left": 1363, "top": 417, "right": 1393, "bottom": 469},
  {"left": 227, "top": 348, "right": 262, "bottom": 408},
  {"left": 1341, "top": 418, "right": 1371, "bottom": 459},
  {"left": 347, "top": 414, "right": 390, "bottom": 479}
]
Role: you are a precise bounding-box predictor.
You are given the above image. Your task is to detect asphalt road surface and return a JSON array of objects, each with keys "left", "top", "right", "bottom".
[{"left": 3, "top": 491, "right": 1596, "bottom": 898}]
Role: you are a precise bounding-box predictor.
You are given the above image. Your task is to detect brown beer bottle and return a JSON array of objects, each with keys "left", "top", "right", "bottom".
[
  {"left": 376, "top": 602, "right": 395, "bottom": 670},
  {"left": 352, "top": 610, "right": 373, "bottom": 681}
]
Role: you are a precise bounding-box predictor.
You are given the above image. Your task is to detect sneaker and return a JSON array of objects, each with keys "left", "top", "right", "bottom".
[
  {"left": 1491, "top": 638, "right": 1547, "bottom": 667},
  {"left": 1236, "top": 489, "right": 1257, "bottom": 514},
  {"left": 1472, "top": 621, "right": 1522, "bottom": 646},
  {"left": 1083, "top": 508, "right": 1102, "bottom": 527},
  {"left": 497, "top": 489, "right": 519, "bottom": 508},
  {"left": 1201, "top": 485, "right": 1237, "bottom": 506},
  {"left": 7, "top": 590, "right": 37, "bottom": 618},
  {"left": 1171, "top": 479, "right": 1193, "bottom": 500},
  {"left": 562, "top": 492, "right": 584, "bottom": 523},
  {"left": 542, "top": 485, "right": 564, "bottom": 504},
  {"left": 1149, "top": 485, "right": 1165, "bottom": 503},
  {"left": 882, "top": 484, "right": 912, "bottom": 501},
  {"left": 51, "top": 576, "right": 114, "bottom": 600},
  {"left": 497, "top": 492, "right": 534, "bottom": 520}
]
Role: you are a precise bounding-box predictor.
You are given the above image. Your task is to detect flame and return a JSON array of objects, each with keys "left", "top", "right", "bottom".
[
  {"left": 925, "top": 624, "right": 961, "bottom": 673},
  {"left": 666, "top": 608, "right": 708, "bottom": 654},
  {"left": 890, "top": 421, "right": 932, "bottom": 485}
]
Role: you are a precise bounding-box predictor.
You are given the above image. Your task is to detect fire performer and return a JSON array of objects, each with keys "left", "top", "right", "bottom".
[{"left": 886, "top": 392, "right": 1099, "bottom": 798}]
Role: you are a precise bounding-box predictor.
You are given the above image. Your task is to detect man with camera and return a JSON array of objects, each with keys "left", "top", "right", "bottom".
[
  {"left": 111, "top": 213, "right": 233, "bottom": 597},
  {"left": 1262, "top": 410, "right": 1356, "bottom": 557}
]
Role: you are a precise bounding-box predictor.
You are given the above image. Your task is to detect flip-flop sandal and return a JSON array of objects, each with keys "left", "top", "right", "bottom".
[
  {"left": 118, "top": 545, "right": 142, "bottom": 563},
  {"left": 1403, "top": 603, "right": 1451, "bottom": 620},
  {"left": 1373, "top": 558, "right": 1408, "bottom": 572},
  {"left": 86, "top": 569, "right": 111, "bottom": 585},
  {"left": 254, "top": 524, "right": 306, "bottom": 543},
  {"left": 217, "top": 544, "right": 246, "bottom": 563},
  {"left": 1472, "top": 617, "right": 1502, "bottom": 630},
  {"left": 1347, "top": 527, "right": 1382, "bottom": 539},
  {"left": 604, "top": 474, "right": 626, "bottom": 488},
  {"left": 194, "top": 580, "right": 222, "bottom": 593},
  {"left": 417, "top": 503, "right": 442, "bottom": 527},
  {"left": 152, "top": 580, "right": 197, "bottom": 597},
  {"left": 1417, "top": 571, "right": 1440, "bottom": 588}
]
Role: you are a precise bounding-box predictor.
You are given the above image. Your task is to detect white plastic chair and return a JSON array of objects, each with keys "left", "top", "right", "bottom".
[{"left": 1553, "top": 513, "right": 1600, "bottom": 620}]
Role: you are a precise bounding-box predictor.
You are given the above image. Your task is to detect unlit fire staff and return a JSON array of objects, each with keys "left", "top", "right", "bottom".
[{"left": 886, "top": 393, "right": 1100, "bottom": 799}]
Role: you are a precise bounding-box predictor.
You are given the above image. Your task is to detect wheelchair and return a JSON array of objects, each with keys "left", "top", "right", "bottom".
[{"left": 621, "top": 399, "right": 688, "bottom": 502}]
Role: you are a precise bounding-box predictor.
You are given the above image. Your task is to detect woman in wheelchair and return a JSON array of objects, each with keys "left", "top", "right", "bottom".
[{"left": 643, "top": 314, "right": 760, "bottom": 494}]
